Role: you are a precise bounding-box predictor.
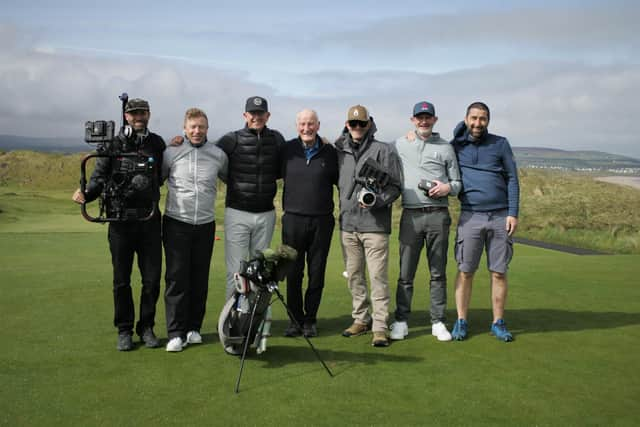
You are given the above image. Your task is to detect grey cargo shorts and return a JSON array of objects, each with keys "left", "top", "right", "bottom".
[{"left": 454, "top": 209, "right": 513, "bottom": 274}]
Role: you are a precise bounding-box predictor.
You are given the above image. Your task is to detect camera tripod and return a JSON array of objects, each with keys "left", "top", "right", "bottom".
[{"left": 234, "top": 282, "right": 334, "bottom": 394}]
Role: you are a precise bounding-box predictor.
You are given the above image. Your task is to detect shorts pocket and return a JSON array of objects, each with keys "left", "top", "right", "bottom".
[
  {"left": 454, "top": 237, "right": 464, "bottom": 265},
  {"left": 505, "top": 237, "right": 514, "bottom": 266}
]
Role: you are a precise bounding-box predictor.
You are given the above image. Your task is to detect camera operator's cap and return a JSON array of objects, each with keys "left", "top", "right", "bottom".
[
  {"left": 245, "top": 96, "right": 268, "bottom": 113},
  {"left": 413, "top": 101, "right": 435, "bottom": 117},
  {"left": 125, "top": 98, "right": 150, "bottom": 113},
  {"left": 347, "top": 105, "right": 370, "bottom": 122}
]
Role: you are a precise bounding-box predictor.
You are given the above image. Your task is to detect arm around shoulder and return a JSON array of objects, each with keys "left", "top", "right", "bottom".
[{"left": 216, "top": 132, "right": 237, "bottom": 156}]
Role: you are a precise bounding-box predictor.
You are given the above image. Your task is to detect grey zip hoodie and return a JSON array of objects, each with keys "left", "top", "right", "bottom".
[{"left": 162, "top": 138, "right": 228, "bottom": 225}]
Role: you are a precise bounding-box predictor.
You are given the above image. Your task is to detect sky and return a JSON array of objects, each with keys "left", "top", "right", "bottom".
[{"left": 1, "top": 0, "right": 639, "bottom": 158}]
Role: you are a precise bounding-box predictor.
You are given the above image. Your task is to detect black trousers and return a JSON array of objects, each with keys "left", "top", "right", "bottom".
[
  {"left": 108, "top": 215, "right": 162, "bottom": 335},
  {"left": 281, "top": 213, "right": 335, "bottom": 325},
  {"left": 162, "top": 216, "right": 215, "bottom": 340}
]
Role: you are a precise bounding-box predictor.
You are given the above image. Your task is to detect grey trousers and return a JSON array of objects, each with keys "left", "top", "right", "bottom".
[
  {"left": 224, "top": 207, "right": 276, "bottom": 300},
  {"left": 394, "top": 208, "right": 451, "bottom": 324}
]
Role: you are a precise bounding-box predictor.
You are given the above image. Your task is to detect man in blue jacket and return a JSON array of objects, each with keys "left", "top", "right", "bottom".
[{"left": 450, "top": 102, "right": 519, "bottom": 342}]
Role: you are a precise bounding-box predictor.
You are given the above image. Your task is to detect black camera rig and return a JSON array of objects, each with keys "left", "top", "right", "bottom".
[{"left": 79, "top": 93, "right": 157, "bottom": 222}]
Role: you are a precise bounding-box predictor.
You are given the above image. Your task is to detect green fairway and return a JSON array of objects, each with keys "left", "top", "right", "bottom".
[{"left": 1, "top": 191, "right": 639, "bottom": 426}]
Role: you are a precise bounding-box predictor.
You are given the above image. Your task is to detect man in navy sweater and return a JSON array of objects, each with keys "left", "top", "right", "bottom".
[
  {"left": 280, "top": 109, "right": 338, "bottom": 337},
  {"left": 450, "top": 102, "right": 520, "bottom": 342}
]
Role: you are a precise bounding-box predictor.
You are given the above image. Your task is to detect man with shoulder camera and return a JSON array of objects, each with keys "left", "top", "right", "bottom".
[
  {"left": 389, "top": 101, "right": 461, "bottom": 342},
  {"left": 449, "top": 102, "right": 519, "bottom": 342},
  {"left": 72, "top": 98, "right": 165, "bottom": 351},
  {"left": 335, "top": 105, "right": 402, "bottom": 347},
  {"left": 217, "top": 97, "right": 285, "bottom": 300}
]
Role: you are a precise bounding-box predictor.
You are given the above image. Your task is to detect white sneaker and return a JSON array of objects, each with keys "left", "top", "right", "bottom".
[
  {"left": 186, "top": 330, "right": 202, "bottom": 344},
  {"left": 390, "top": 321, "right": 408, "bottom": 340},
  {"left": 432, "top": 321, "right": 452, "bottom": 341},
  {"left": 166, "top": 337, "right": 186, "bottom": 352}
]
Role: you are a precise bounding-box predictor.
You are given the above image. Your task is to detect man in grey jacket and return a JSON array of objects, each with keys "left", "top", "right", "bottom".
[
  {"left": 390, "top": 101, "right": 461, "bottom": 342},
  {"left": 335, "top": 105, "right": 402, "bottom": 347},
  {"left": 161, "top": 108, "right": 228, "bottom": 352}
]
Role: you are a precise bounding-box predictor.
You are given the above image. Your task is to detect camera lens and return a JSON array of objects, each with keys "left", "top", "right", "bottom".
[{"left": 93, "top": 121, "right": 105, "bottom": 136}]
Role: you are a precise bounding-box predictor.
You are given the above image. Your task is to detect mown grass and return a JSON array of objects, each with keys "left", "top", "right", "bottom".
[{"left": 1, "top": 186, "right": 640, "bottom": 426}]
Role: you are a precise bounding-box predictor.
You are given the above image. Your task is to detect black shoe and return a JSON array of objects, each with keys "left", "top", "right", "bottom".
[
  {"left": 117, "top": 333, "right": 133, "bottom": 351},
  {"left": 303, "top": 323, "right": 318, "bottom": 338},
  {"left": 140, "top": 328, "right": 160, "bottom": 348},
  {"left": 284, "top": 324, "right": 302, "bottom": 337}
]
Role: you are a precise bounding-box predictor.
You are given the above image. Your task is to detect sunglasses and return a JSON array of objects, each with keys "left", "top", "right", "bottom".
[{"left": 348, "top": 120, "right": 369, "bottom": 128}]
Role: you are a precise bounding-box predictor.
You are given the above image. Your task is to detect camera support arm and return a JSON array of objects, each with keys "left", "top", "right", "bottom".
[{"left": 79, "top": 152, "right": 156, "bottom": 223}]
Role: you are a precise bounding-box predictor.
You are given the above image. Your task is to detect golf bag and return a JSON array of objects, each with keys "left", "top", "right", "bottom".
[{"left": 217, "top": 245, "right": 297, "bottom": 355}]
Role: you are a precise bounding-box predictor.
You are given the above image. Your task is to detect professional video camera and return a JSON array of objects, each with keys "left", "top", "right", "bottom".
[
  {"left": 347, "top": 157, "right": 394, "bottom": 208},
  {"left": 79, "top": 93, "right": 157, "bottom": 222}
]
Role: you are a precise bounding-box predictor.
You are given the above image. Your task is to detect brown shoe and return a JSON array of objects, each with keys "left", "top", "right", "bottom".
[
  {"left": 342, "top": 322, "right": 369, "bottom": 337},
  {"left": 372, "top": 331, "right": 389, "bottom": 347}
]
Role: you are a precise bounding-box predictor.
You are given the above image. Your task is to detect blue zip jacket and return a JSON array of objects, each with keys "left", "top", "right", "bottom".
[{"left": 451, "top": 121, "right": 519, "bottom": 217}]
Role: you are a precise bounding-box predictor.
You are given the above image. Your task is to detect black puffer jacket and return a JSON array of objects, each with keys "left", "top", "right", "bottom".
[{"left": 217, "top": 125, "right": 285, "bottom": 213}]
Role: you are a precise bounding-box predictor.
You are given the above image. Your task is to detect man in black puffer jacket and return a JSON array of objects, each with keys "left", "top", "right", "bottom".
[{"left": 217, "top": 96, "right": 285, "bottom": 299}]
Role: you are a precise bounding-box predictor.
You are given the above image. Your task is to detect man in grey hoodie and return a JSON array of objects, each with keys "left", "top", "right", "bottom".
[
  {"left": 390, "top": 101, "right": 461, "bottom": 342},
  {"left": 335, "top": 105, "right": 402, "bottom": 347}
]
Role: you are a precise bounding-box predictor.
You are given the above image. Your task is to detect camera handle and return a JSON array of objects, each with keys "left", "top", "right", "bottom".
[
  {"left": 118, "top": 93, "right": 134, "bottom": 139},
  {"left": 79, "top": 152, "right": 156, "bottom": 223}
]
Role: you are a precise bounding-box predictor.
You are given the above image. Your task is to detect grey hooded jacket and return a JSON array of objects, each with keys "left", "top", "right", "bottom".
[
  {"left": 162, "top": 138, "right": 228, "bottom": 225},
  {"left": 335, "top": 119, "right": 402, "bottom": 234}
]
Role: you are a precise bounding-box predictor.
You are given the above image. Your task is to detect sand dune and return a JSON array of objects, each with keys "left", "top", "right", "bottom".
[{"left": 595, "top": 176, "right": 640, "bottom": 190}]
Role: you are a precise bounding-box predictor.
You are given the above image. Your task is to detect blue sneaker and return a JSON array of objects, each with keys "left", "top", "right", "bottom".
[
  {"left": 491, "top": 319, "right": 514, "bottom": 342},
  {"left": 451, "top": 319, "right": 468, "bottom": 341}
]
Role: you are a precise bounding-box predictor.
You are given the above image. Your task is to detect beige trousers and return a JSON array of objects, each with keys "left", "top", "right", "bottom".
[{"left": 341, "top": 231, "right": 390, "bottom": 332}]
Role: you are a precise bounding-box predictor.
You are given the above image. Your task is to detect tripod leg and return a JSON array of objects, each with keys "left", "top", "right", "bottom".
[
  {"left": 272, "top": 287, "right": 334, "bottom": 377},
  {"left": 234, "top": 291, "right": 263, "bottom": 394}
]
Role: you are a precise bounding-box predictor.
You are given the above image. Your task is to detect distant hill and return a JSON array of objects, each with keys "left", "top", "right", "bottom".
[
  {"left": 513, "top": 147, "right": 640, "bottom": 174},
  {"left": 1, "top": 135, "right": 639, "bottom": 174},
  {"left": 0, "top": 135, "right": 83, "bottom": 153}
]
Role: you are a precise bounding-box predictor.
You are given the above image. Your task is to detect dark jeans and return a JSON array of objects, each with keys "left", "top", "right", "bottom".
[
  {"left": 281, "top": 213, "right": 335, "bottom": 325},
  {"left": 395, "top": 208, "right": 451, "bottom": 324},
  {"left": 108, "top": 215, "right": 162, "bottom": 335},
  {"left": 162, "top": 216, "right": 215, "bottom": 339}
]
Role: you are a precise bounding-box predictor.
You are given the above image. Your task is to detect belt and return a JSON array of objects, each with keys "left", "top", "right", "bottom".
[{"left": 404, "top": 206, "right": 448, "bottom": 213}]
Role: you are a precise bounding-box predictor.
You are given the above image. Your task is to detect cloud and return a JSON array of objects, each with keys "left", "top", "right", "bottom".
[
  {"left": 0, "top": 23, "right": 638, "bottom": 159},
  {"left": 322, "top": 3, "right": 640, "bottom": 56}
]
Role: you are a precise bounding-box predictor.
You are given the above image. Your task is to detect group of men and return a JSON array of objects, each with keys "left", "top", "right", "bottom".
[{"left": 73, "top": 95, "right": 520, "bottom": 352}]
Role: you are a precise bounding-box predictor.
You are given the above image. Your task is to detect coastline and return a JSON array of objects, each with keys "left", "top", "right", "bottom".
[{"left": 595, "top": 176, "right": 640, "bottom": 190}]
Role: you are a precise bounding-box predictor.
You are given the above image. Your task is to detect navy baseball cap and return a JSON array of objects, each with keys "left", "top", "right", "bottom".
[{"left": 413, "top": 101, "right": 435, "bottom": 117}]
